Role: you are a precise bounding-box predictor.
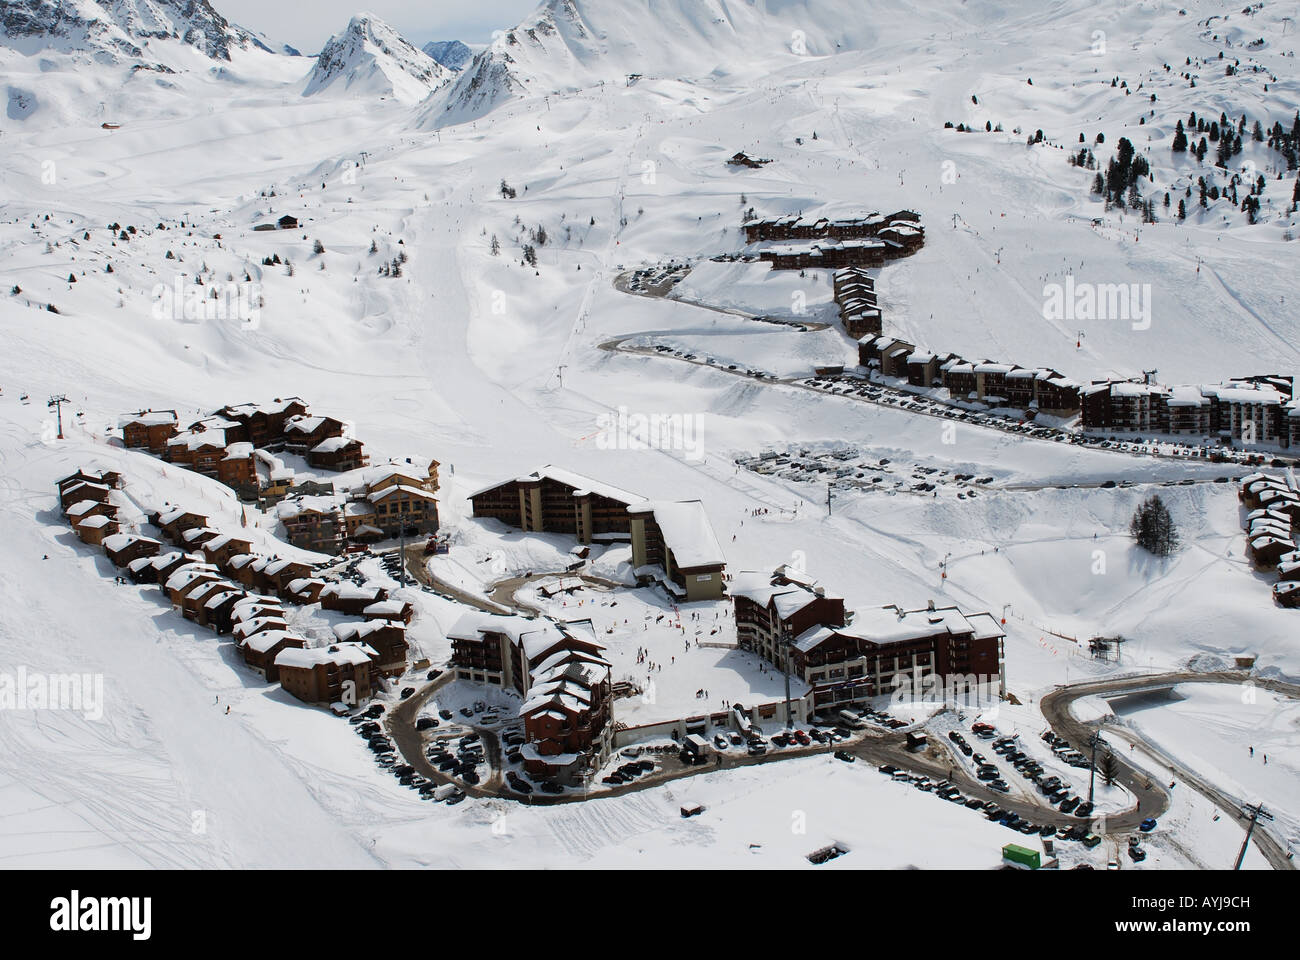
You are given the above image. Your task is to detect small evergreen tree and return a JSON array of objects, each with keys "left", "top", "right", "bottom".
[
  {"left": 1172, "top": 119, "right": 1188, "bottom": 152},
  {"left": 1131, "top": 494, "right": 1180, "bottom": 557},
  {"left": 1100, "top": 750, "right": 1119, "bottom": 787}
]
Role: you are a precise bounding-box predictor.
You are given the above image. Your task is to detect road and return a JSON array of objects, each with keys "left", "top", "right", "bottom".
[
  {"left": 1041, "top": 670, "right": 1298, "bottom": 870},
  {"left": 603, "top": 271, "right": 1291, "bottom": 473},
  {"left": 385, "top": 666, "right": 1296, "bottom": 868}
]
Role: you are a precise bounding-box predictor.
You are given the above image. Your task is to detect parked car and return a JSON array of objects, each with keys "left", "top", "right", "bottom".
[
  {"left": 1139, "top": 818, "right": 1158, "bottom": 832},
  {"left": 834, "top": 750, "right": 855, "bottom": 763},
  {"left": 714, "top": 734, "right": 730, "bottom": 750}
]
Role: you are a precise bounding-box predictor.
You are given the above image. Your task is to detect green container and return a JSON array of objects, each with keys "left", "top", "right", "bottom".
[{"left": 1002, "top": 843, "right": 1041, "bottom": 870}]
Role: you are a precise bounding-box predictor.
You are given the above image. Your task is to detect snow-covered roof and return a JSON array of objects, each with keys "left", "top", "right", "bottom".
[
  {"left": 157, "top": 506, "right": 206, "bottom": 526},
  {"left": 167, "top": 431, "right": 227, "bottom": 451},
  {"left": 1110, "top": 382, "right": 1168, "bottom": 398},
  {"left": 276, "top": 496, "right": 338, "bottom": 518},
  {"left": 363, "top": 599, "right": 408, "bottom": 617},
  {"left": 334, "top": 620, "right": 402, "bottom": 642},
  {"left": 840, "top": 604, "right": 1002, "bottom": 646},
  {"left": 627, "top": 500, "right": 725, "bottom": 569},
  {"left": 119, "top": 410, "right": 177, "bottom": 427},
  {"left": 274, "top": 642, "right": 377, "bottom": 669},
  {"left": 312, "top": 436, "right": 360, "bottom": 454},
  {"left": 102, "top": 533, "right": 152, "bottom": 552},
  {"left": 320, "top": 582, "right": 383, "bottom": 601},
  {"left": 242, "top": 629, "right": 303, "bottom": 654},
  {"left": 367, "top": 484, "right": 437, "bottom": 503},
  {"left": 468, "top": 464, "right": 644, "bottom": 505}
]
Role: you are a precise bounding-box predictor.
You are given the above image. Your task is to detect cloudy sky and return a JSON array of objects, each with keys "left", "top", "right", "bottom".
[{"left": 219, "top": 0, "right": 541, "bottom": 52}]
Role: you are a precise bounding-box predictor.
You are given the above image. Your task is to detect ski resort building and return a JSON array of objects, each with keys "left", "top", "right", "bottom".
[
  {"left": 119, "top": 410, "right": 178, "bottom": 453},
  {"left": 275, "top": 642, "right": 380, "bottom": 706},
  {"left": 277, "top": 496, "right": 344, "bottom": 553},
  {"left": 469, "top": 465, "right": 645, "bottom": 544},
  {"left": 449, "top": 611, "right": 614, "bottom": 784},
  {"left": 1081, "top": 378, "right": 1293, "bottom": 446},
  {"left": 732, "top": 566, "right": 1006, "bottom": 712},
  {"left": 628, "top": 500, "right": 727, "bottom": 602},
  {"left": 220, "top": 398, "right": 309, "bottom": 446}
]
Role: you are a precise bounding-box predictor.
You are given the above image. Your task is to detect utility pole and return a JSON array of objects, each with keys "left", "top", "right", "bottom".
[
  {"left": 782, "top": 632, "right": 793, "bottom": 731},
  {"left": 1088, "top": 731, "right": 1103, "bottom": 803},
  {"left": 1234, "top": 802, "right": 1273, "bottom": 870},
  {"left": 48, "top": 395, "right": 69, "bottom": 439},
  {"left": 399, "top": 524, "right": 407, "bottom": 588},
  {"left": 825, "top": 482, "right": 834, "bottom": 517},
  {"left": 556, "top": 365, "right": 567, "bottom": 388}
]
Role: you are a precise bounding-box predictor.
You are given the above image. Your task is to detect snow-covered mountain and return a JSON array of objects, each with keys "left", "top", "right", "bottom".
[
  {"left": 305, "top": 14, "right": 450, "bottom": 104},
  {"left": 0, "top": 0, "right": 270, "bottom": 63},
  {"left": 429, "top": 0, "right": 959, "bottom": 124},
  {"left": 422, "top": 39, "right": 471, "bottom": 71}
]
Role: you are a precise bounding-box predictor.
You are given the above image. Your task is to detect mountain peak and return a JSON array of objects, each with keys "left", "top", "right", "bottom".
[
  {"left": 304, "top": 13, "right": 450, "bottom": 104},
  {"left": 422, "top": 39, "right": 471, "bottom": 71},
  {"left": 0, "top": 0, "right": 270, "bottom": 63}
]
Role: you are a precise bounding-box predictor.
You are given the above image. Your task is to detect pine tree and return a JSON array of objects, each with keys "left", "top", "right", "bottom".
[
  {"left": 1172, "top": 119, "right": 1188, "bottom": 152},
  {"left": 1100, "top": 750, "right": 1119, "bottom": 787},
  {"left": 490, "top": 235, "right": 501, "bottom": 256},
  {"left": 1178, "top": 198, "right": 1186, "bottom": 220},
  {"left": 1131, "top": 494, "right": 1180, "bottom": 557}
]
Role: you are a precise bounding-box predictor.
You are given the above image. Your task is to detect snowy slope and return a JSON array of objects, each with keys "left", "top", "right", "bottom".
[
  {"left": 0, "top": 0, "right": 1298, "bottom": 868},
  {"left": 305, "top": 14, "right": 450, "bottom": 104}
]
